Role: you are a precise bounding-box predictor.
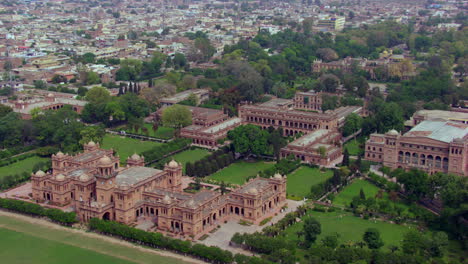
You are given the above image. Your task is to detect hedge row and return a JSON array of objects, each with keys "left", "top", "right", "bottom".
[
  {"left": 0, "top": 198, "right": 77, "bottom": 225},
  {"left": 141, "top": 138, "right": 191, "bottom": 164},
  {"left": 186, "top": 146, "right": 234, "bottom": 177},
  {"left": 89, "top": 218, "right": 268, "bottom": 264},
  {"left": 0, "top": 145, "right": 36, "bottom": 160},
  {"left": 0, "top": 160, "right": 50, "bottom": 191},
  {"left": 0, "top": 153, "right": 37, "bottom": 167}
]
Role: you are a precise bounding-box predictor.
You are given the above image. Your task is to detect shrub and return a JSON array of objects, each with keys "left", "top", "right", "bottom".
[
  {"left": 89, "top": 218, "right": 236, "bottom": 263},
  {"left": 0, "top": 198, "right": 77, "bottom": 225}
]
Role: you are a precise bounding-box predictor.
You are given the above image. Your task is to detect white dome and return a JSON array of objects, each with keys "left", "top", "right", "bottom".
[
  {"left": 99, "top": 155, "right": 112, "bottom": 165},
  {"left": 55, "top": 174, "right": 65, "bottom": 181},
  {"left": 79, "top": 173, "right": 90, "bottom": 182},
  {"left": 35, "top": 170, "right": 46, "bottom": 177},
  {"left": 163, "top": 195, "right": 172, "bottom": 204},
  {"left": 274, "top": 173, "right": 283, "bottom": 179},
  {"left": 131, "top": 153, "right": 141, "bottom": 160},
  {"left": 56, "top": 151, "right": 64, "bottom": 158},
  {"left": 168, "top": 160, "right": 179, "bottom": 168},
  {"left": 248, "top": 188, "right": 258, "bottom": 195},
  {"left": 387, "top": 129, "right": 399, "bottom": 136},
  {"left": 87, "top": 141, "right": 96, "bottom": 147},
  {"left": 187, "top": 199, "right": 195, "bottom": 208},
  {"left": 47, "top": 93, "right": 54, "bottom": 97}
]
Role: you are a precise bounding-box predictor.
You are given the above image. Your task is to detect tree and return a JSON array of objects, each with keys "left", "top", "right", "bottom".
[
  {"left": 33, "top": 80, "right": 47, "bottom": 89},
  {"left": 303, "top": 217, "right": 321, "bottom": 245},
  {"left": 186, "top": 93, "right": 199, "bottom": 106},
  {"left": 396, "top": 169, "right": 429, "bottom": 202},
  {"left": 321, "top": 233, "right": 340, "bottom": 249},
  {"left": 162, "top": 105, "right": 192, "bottom": 133},
  {"left": 139, "top": 81, "right": 176, "bottom": 105},
  {"left": 402, "top": 230, "right": 425, "bottom": 255},
  {"left": 220, "top": 181, "right": 227, "bottom": 195},
  {"left": 360, "top": 188, "right": 366, "bottom": 200},
  {"left": 317, "top": 48, "right": 339, "bottom": 62},
  {"left": 79, "top": 125, "right": 105, "bottom": 145},
  {"left": 85, "top": 86, "right": 111, "bottom": 104},
  {"left": 363, "top": 228, "right": 384, "bottom": 249},
  {"left": 0, "top": 104, "right": 12, "bottom": 118},
  {"left": 320, "top": 74, "right": 339, "bottom": 93},
  {"left": 188, "top": 37, "right": 216, "bottom": 62},
  {"left": 51, "top": 74, "right": 67, "bottom": 84},
  {"left": 342, "top": 113, "right": 363, "bottom": 137},
  {"left": 173, "top": 53, "right": 187, "bottom": 69},
  {"left": 81, "top": 52, "right": 96, "bottom": 64},
  {"left": 228, "top": 125, "right": 269, "bottom": 156},
  {"left": 318, "top": 146, "right": 327, "bottom": 158},
  {"left": 342, "top": 148, "right": 350, "bottom": 166},
  {"left": 223, "top": 60, "right": 264, "bottom": 102}
]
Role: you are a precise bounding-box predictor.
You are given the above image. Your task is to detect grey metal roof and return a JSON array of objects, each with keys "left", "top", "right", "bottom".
[
  {"left": 116, "top": 167, "right": 162, "bottom": 186},
  {"left": 406, "top": 120, "right": 468, "bottom": 143}
]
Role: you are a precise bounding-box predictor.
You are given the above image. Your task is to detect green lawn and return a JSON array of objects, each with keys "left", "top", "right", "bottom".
[
  {"left": 101, "top": 134, "right": 161, "bottom": 163},
  {"left": 169, "top": 148, "right": 210, "bottom": 173},
  {"left": 282, "top": 210, "right": 416, "bottom": 250},
  {"left": 344, "top": 139, "right": 361, "bottom": 156},
  {"left": 333, "top": 179, "right": 380, "bottom": 207},
  {"left": 125, "top": 124, "right": 175, "bottom": 140},
  {"left": 208, "top": 161, "right": 275, "bottom": 185},
  {"left": 0, "top": 214, "right": 188, "bottom": 264},
  {"left": 0, "top": 156, "right": 49, "bottom": 177},
  {"left": 287, "top": 167, "right": 333, "bottom": 198}
]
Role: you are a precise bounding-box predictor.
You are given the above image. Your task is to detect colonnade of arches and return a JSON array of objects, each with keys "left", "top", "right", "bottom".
[
  {"left": 246, "top": 116, "right": 326, "bottom": 131},
  {"left": 398, "top": 151, "right": 448, "bottom": 169},
  {"left": 192, "top": 138, "right": 215, "bottom": 146}
]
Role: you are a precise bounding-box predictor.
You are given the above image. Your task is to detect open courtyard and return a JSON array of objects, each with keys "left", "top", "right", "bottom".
[
  {"left": 101, "top": 134, "right": 161, "bottom": 163},
  {"left": 286, "top": 166, "right": 333, "bottom": 198},
  {"left": 207, "top": 161, "right": 275, "bottom": 185},
  {"left": 124, "top": 124, "right": 175, "bottom": 140}
]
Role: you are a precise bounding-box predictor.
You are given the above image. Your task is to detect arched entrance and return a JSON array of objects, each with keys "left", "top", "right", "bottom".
[{"left": 102, "top": 212, "right": 110, "bottom": 220}]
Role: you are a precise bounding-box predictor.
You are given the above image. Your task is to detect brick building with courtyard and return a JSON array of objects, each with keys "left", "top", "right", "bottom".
[{"left": 31, "top": 142, "right": 287, "bottom": 239}]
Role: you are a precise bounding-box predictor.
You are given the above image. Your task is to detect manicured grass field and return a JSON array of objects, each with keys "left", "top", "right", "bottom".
[
  {"left": 0, "top": 156, "right": 49, "bottom": 177},
  {"left": 125, "top": 124, "right": 175, "bottom": 140},
  {"left": 287, "top": 167, "right": 333, "bottom": 198},
  {"left": 0, "top": 214, "right": 189, "bottom": 264},
  {"left": 282, "top": 210, "right": 416, "bottom": 250},
  {"left": 333, "top": 179, "right": 380, "bottom": 207},
  {"left": 101, "top": 134, "right": 161, "bottom": 163},
  {"left": 169, "top": 148, "right": 210, "bottom": 173},
  {"left": 207, "top": 161, "right": 275, "bottom": 185},
  {"left": 344, "top": 139, "right": 361, "bottom": 156}
]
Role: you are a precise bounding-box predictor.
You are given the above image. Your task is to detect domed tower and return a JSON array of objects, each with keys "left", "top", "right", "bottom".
[
  {"left": 127, "top": 153, "right": 145, "bottom": 167},
  {"left": 83, "top": 141, "right": 99, "bottom": 152},
  {"left": 52, "top": 151, "right": 69, "bottom": 174},
  {"left": 31, "top": 170, "right": 47, "bottom": 202},
  {"left": 95, "top": 155, "right": 118, "bottom": 205},
  {"left": 164, "top": 160, "right": 182, "bottom": 191}
]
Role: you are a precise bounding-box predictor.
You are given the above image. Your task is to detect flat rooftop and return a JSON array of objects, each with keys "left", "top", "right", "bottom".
[
  {"left": 117, "top": 167, "right": 162, "bottom": 186},
  {"left": 414, "top": 110, "right": 468, "bottom": 122},
  {"left": 202, "top": 117, "right": 241, "bottom": 134},
  {"left": 405, "top": 120, "right": 468, "bottom": 143},
  {"left": 259, "top": 98, "right": 293, "bottom": 108},
  {"left": 237, "top": 178, "right": 271, "bottom": 195},
  {"left": 160, "top": 89, "right": 208, "bottom": 103},
  {"left": 289, "top": 129, "right": 329, "bottom": 147}
]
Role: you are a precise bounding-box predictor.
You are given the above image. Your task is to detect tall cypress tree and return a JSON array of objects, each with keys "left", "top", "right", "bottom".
[{"left": 342, "top": 148, "right": 350, "bottom": 166}]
